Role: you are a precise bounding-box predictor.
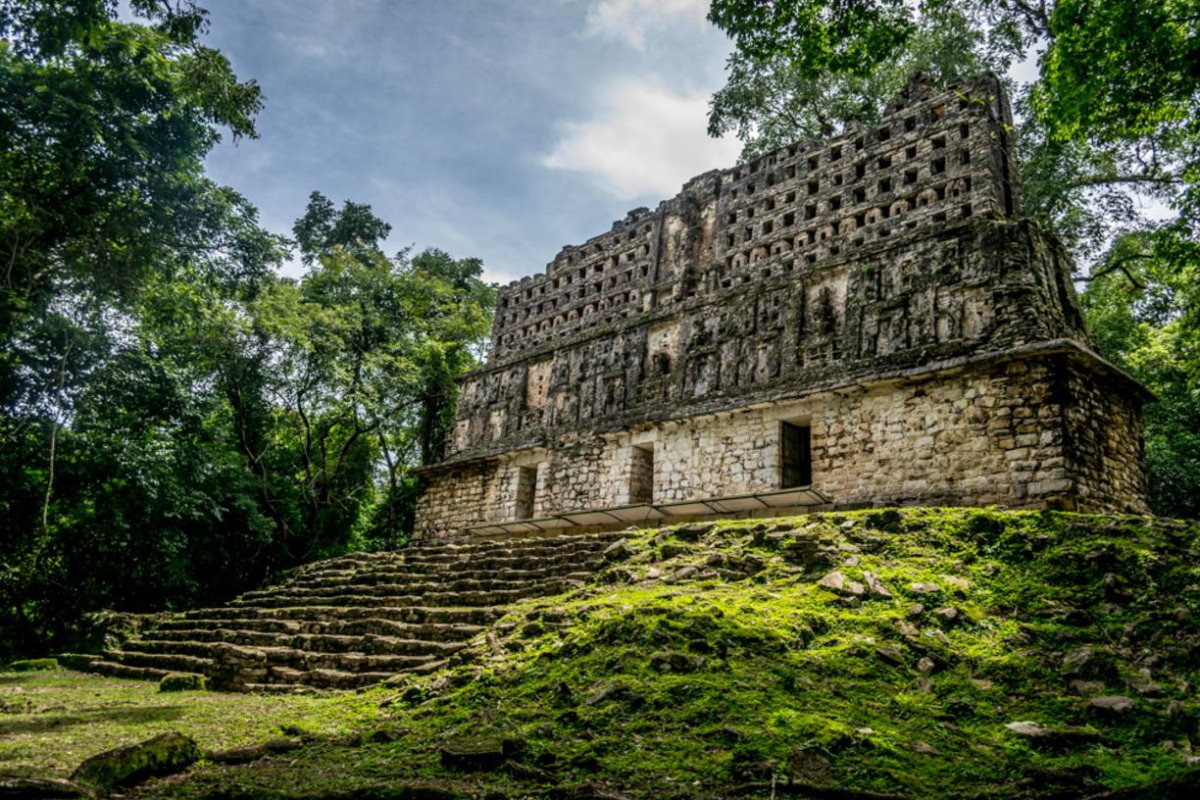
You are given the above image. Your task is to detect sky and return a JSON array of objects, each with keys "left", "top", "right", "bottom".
[{"left": 198, "top": 0, "right": 741, "bottom": 284}]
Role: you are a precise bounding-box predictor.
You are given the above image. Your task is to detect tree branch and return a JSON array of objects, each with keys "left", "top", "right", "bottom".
[
  {"left": 1071, "top": 174, "right": 1183, "bottom": 190},
  {"left": 1081, "top": 253, "right": 1150, "bottom": 289}
]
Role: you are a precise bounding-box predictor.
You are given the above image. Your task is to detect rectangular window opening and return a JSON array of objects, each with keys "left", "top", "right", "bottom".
[{"left": 780, "top": 422, "right": 812, "bottom": 488}]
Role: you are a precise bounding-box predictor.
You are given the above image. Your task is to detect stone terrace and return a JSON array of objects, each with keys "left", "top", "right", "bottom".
[{"left": 84, "top": 531, "right": 627, "bottom": 691}]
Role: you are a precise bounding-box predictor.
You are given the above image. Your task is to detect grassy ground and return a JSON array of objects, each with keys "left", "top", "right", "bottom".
[
  {"left": 0, "top": 668, "right": 382, "bottom": 777},
  {"left": 3, "top": 508, "right": 1199, "bottom": 798}
]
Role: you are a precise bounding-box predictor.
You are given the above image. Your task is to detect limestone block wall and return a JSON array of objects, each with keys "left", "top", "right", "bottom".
[
  {"left": 1060, "top": 358, "right": 1149, "bottom": 512},
  {"left": 413, "top": 350, "right": 1149, "bottom": 539}
]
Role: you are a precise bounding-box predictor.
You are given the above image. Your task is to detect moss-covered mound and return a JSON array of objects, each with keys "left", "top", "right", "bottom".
[{"left": 77, "top": 510, "right": 1200, "bottom": 797}]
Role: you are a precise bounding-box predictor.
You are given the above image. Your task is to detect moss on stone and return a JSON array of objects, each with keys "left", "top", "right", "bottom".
[
  {"left": 8, "top": 658, "right": 59, "bottom": 672},
  {"left": 54, "top": 653, "right": 100, "bottom": 672},
  {"left": 159, "top": 673, "right": 205, "bottom": 693},
  {"left": 70, "top": 732, "right": 200, "bottom": 792},
  {"left": 6, "top": 509, "right": 1200, "bottom": 800}
]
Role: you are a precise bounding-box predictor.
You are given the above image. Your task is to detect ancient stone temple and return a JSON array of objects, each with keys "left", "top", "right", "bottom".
[{"left": 414, "top": 74, "right": 1150, "bottom": 542}]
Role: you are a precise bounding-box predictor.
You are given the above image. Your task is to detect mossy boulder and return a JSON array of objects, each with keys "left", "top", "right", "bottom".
[
  {"left": 70, "top": 731, "right": 200, "bottom": 792},
  {"left": 158, "top": 672, "right": 205, "bottom": 692},
  {"left": 55, "top": 653, "right": 100, "bottom": 671},
  {"left": 439, "top": 736, "right": 514, "bottom": 771}
]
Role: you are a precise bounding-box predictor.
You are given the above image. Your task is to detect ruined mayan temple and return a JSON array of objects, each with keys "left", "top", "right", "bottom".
[{"left": 414, "top": 74, "right": 1151, "bottom": 542}]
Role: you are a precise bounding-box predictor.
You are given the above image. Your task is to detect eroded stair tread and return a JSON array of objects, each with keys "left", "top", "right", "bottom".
[{"left": 85, "top": 530, "right": 609, "bottom": 690}]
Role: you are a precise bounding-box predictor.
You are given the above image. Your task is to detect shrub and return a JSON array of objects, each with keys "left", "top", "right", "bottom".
[{"left": 159, "top": 673, "right": 206, "bottom": 692}]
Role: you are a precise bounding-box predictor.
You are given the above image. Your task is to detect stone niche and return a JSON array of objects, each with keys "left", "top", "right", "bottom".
[{"left": 413, "top": 74, "right": 1150, "bottom": 542}]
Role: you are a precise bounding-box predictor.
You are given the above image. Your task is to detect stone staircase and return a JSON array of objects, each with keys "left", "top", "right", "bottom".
[{"left": 85, "top": 531, "right": 625, "bottom": 691}]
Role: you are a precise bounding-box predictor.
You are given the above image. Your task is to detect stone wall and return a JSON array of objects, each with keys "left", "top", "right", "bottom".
[
  {"left": 447, "top": 216, "right": 1089, "bottom": 464},
  {"left": 444, "top": 74, "right": 1088, "bottom": 465},
  {"left": 1060, "top": 358, "right": 1149, "bottom": 512},
  {"left": 414, "top": 349, "right": 1151, "bottom": 539}
]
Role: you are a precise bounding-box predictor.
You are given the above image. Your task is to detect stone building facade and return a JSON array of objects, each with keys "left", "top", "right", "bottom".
[{"left": 414, "top": 74, "right": 1150, "bottom": 542}]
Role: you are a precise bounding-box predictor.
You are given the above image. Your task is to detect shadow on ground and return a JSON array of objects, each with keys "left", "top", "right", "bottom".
[{"left": 0, "top": 705, "right": 184, "bottom": 736}]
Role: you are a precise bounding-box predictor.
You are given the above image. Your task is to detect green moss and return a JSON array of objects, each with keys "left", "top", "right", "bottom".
[
  {"left": 0, "top": 670, "right": 376, "bottom": 776},
  {"left": 6, "top": 509, "right": 1200, "bottom": 799},
  {"left": 55, "top": 653, "right": 101, "bottom": 671},
  {"left": 159, "top": 673, "right": 206, "bottom": 692},
  {"left": 8, "top": 658, "right": 59, "bottom": 672},
  {"left": 71, "top": 731, "right": 200, "bottom": 791}
]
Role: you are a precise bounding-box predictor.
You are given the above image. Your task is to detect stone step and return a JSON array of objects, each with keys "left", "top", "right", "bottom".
[
  {"left": 181, "top": 605, "right": 505, "bottom": 626},
  {"left": 129, "top": 631, "right": 468, "bottom": 657},
  {"left": 392, "top": 545, "right": 614, "bottom": 568},
  {"left": 88, "top": 531, "right": 617, "bottom": 691},
  {"left": 403, "top": 530, "right": 627, "bottom": 557},
  {"left": 291, "top": 668, "right": 398, "bottom": 690},
  {"left": 86, "top": 660, "right": 172, "bottom": 682},
  {"left": 155, "top": 617, "right": 485, "bottom": 642},
  {"left": 293, "top": 533, "right": 623, "bottom": 570},
  {"left": 293, "top": 550, "right": 609, "bottom": 582},
  {"left": 104, "top": 649, "right": 213, "bottom": 673},
  {"left": 242, "top": 645, "right": 436, "bottom": 674},
  {"left": 242, "top": 682, "right": 305, "bottom": 694},
  {"left": 290, "top": 565, "right": 599, "bottom": 590},
  {"left": 240, "top": 575, "right": 575, "bottom": 602},
  {"left": 231, "top": 584, "right": 574, "bottom": 610}
]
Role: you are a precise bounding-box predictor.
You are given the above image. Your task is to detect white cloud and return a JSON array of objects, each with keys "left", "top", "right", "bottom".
[
  {"left": 586, "top": 0, "right": 710, "bottom": 50},
  {"left": 542, "top": 80, "right": 742, "bottom": 200}
]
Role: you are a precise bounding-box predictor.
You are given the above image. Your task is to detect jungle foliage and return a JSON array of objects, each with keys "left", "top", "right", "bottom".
[
  {"left": 707, "top": 0, "right": 1200, "bottom": 517},
  {"left": 0, "top": 2, "right": 494, "bottom": 657}
]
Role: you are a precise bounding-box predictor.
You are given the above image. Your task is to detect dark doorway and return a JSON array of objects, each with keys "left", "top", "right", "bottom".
[
  {"left": 515, "top": 466, "right": 537, "bottom": 519},
  {"left": 630, "top": 444, "right": 654, "bottom": 504},
  {"left": 781, "top": 422, "right": 812, "bottom": 488}
]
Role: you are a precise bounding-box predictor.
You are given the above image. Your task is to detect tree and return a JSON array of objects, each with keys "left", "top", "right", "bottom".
[
  {"left": 216, "top": 195, "right": 495, "bottom": 558},
  {"left": 0, "top": 0, "right": 280, "bottom": 654},
  {"left": 293, "top": 190, "right": 393, "bottom": 267},
  {"left": 0, "top": 0, "right": 268, "bottom": 343},
  {"left": 0, "top": 4, "right": 497, "bottom": 656},
  {"left": 708, "top": 3, "right": 1020, "bottom": 157},
  {"left": 1080, "top": 234, "right": 1200, "bottom": 518}
]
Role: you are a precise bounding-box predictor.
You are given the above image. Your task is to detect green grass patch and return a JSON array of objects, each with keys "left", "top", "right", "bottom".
[
  {"left": 7, "top": 658, "right": 59, "bottom": 672},
  {"left": 0, "top": 669, "right": 383, "bottom": 778}
]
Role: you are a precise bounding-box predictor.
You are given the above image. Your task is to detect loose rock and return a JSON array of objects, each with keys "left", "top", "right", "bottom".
[
  {"left": 863, "top": 570, "right": 892, "bottom": 598},
  {"left": 603, "top": 539, "right": 634, "bottom": 561},
  {"left": 71, "top": 732, "right": 200, "bottom": 792},
  {"left": 209, "top": 739, "right": 302, "bottom": 764},
  {"left": 1004, "top": 721, "right": 1100, "bottom": 748},
  {"left": 439, "top": 736, "right": 511, "bottom": 771},
  {"left": 1085, "top": 696, "right": 1136, "bottom": 715},
  {"left": 911, "top": 740, "right": 941, "bottom": 755},
  {"left": 933, "top": 606, "right": 959, "bottom": 624},
  {"left": 818, "top": 570, "right": 864, "bottom": 597},
  {"left": 1061, "top": 646, "right": 1094, "bottom": 676}
]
